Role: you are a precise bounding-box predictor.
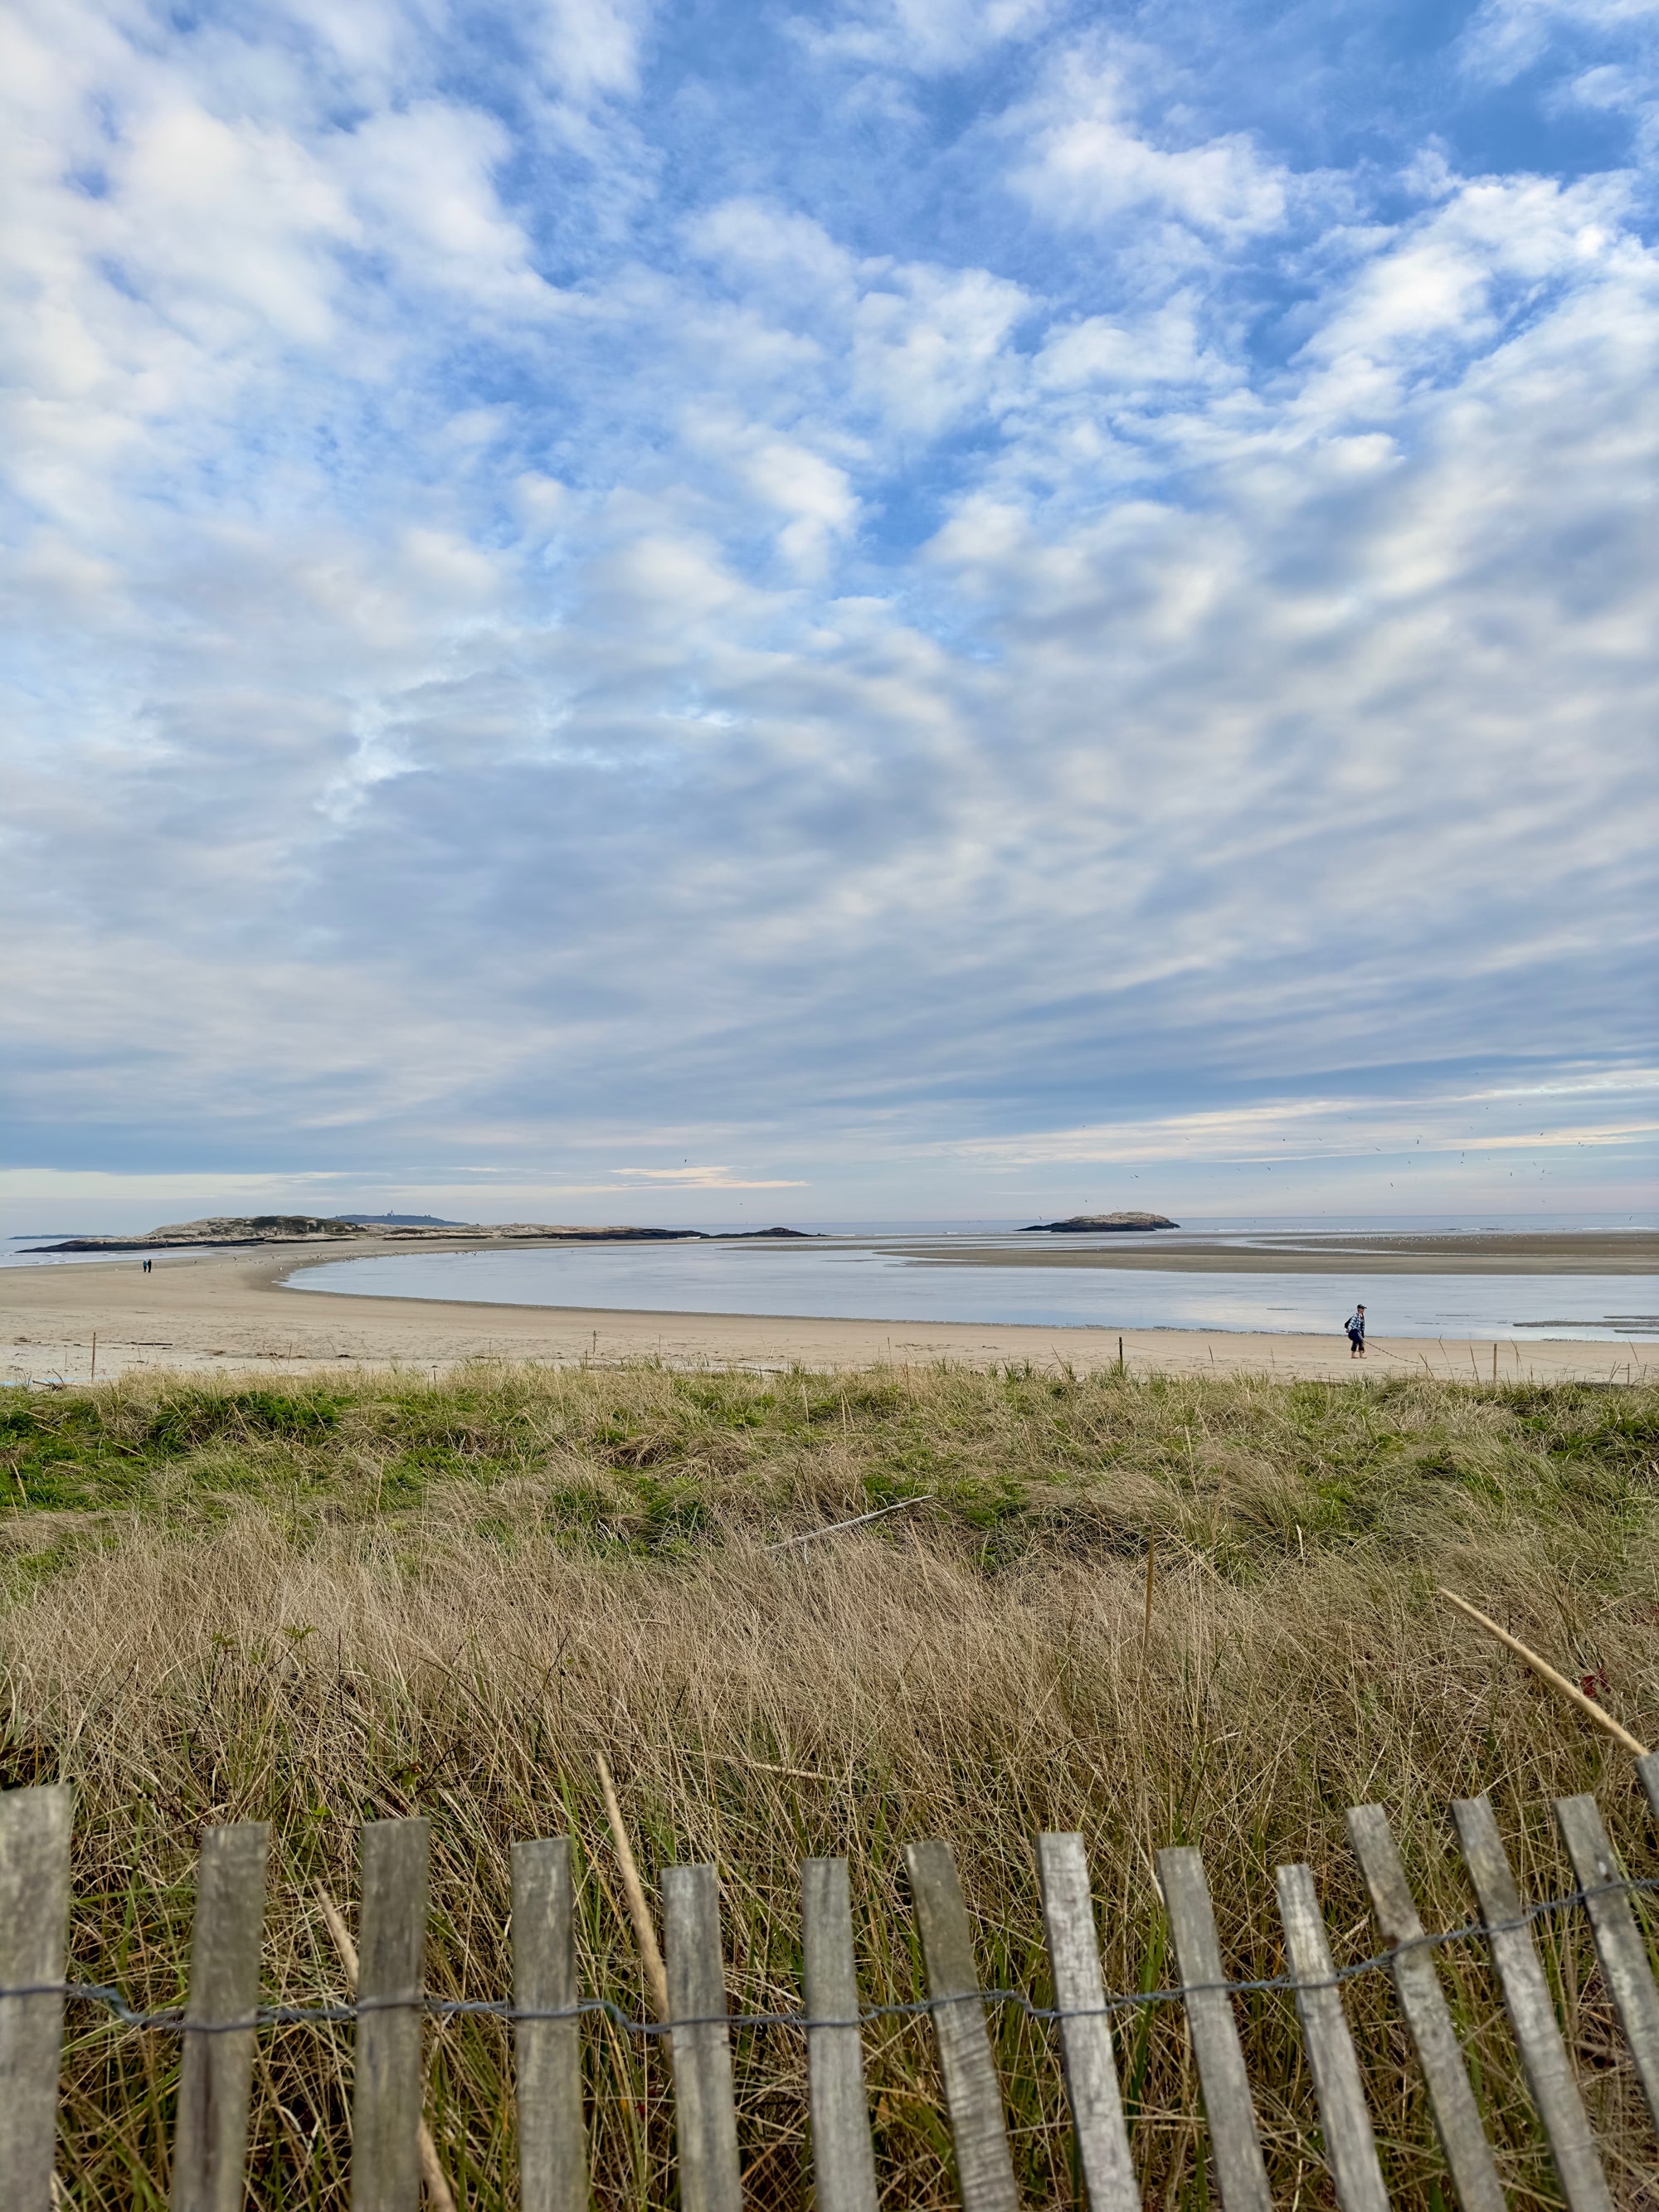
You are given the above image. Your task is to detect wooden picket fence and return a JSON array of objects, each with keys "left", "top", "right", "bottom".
[{"left": 2, "top": 1759, "right": 1659, "bottom": 2211}]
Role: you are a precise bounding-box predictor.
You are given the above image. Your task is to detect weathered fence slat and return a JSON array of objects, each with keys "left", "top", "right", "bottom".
[
  {"left": 18, "top": 1780, "right": 1659, "bottom": 2207},
  {"left": 1345, "top": 1804, "right": 1504, "bottom": 2212},
  {"left": 1155, "top": 1845, "right": 1272, "bottom": 2212},
  {"left": 1452, "top": 1795, "right": 1613, "bottom": 2212},
  {"left": 1554, "top": 1794, "right": 1659, "bottom": 2132},
  {"left": 1638, "top": 1752, "right": 1659, "bottom": 1826},
  {"left": 904, "top": 1839, "right": 1020, "bottom": 2212},
  {"left": 353, "top": 1817, "right": 431, "bottom": 2212},
  {"left": 664, "top": 1863, "right": 742, "bottom": 2212},
  {"left": 1037, "top": 1833, "right": 1138, "bottom": 2212},
  {"left": 172, "top": 1822, "right": 270, "bottom": 2212},
  {"left": 802, "top": 1858, "right": 878, "bottom": 2212},
  {"left": 1275, "top": 1862, "right": 1388, "bottom": 2212},
  {"left": 0, "top": 1784, "right": 73, "bottom": 2212},
  {"left": 513, "top": 1837, "right": 586, "bottom": 2212}
]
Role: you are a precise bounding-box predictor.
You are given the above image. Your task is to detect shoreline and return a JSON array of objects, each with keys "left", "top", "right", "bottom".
[{"left": 2, "top": 1242, "right": 1652, "bottom": 1384}]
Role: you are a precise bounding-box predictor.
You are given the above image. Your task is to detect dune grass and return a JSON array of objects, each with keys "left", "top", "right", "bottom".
[{"left": 3, "top": 1359, "right": 1658, "bottom": 2208}]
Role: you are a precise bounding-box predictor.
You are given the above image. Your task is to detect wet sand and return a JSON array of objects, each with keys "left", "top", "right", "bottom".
[
  {"left": 893, "top": 1228, "right": 1659, "bottom": 1274},
  {"left": 3, "top": 1240, "right": 1652, "bottom": 1385}
]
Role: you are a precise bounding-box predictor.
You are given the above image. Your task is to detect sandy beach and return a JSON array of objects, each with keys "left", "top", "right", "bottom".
[{"left": 4, "top": 1238, "right": 1652, "bottom": 1385}]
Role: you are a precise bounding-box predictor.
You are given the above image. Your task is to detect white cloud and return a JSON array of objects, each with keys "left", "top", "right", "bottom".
[
  {"left": 338, "top": 104, "right": 561, "bottom": 311},
  {"left": 1010, "top": 51, "right": 1289, "bottom": 241},
  {"left": 688, "top": 199, "right": 1029, "bottom": 440},
  {"left": 950, "top": 1070, "right": 1659, "bottom": 1169},
  {"left": 797, "top": 0, "right": 1053, "bottom": 73},
  {"left": 1033, "top": 295, "right": 1228, "bottom": 391},
  {"left": 680, "top": 407, "right": 860, "bottom": 571},
  {"left": 611, "top": 1166, "right": 808, "bottom": 1186},
  {"left": 531, "top": 0, "right": 654, "bottom": 100},
  {"left": 114, "top": 105, "right": 357, "bottom": 345},
  {"left": 688, "top": 197, "right": 858, "bottom": 307},
  {"left": 851, "top": 265, "right": 1029, "bottom": 433},
  {"left": 1298, "top": 173, "right": 1627, "bottom": 394},
  {"left": 1459, "top": 0, "right": 1659, "bottom": 84}
]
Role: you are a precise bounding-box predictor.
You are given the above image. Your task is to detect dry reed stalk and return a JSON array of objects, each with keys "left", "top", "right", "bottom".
[
  {"left": 594, "top": 1746, "right": 670, "bottom": 2025},
  {"left": 1141, "top": 1533, "right": 1155, "bottom": 1673},
  {"left": 1436, "top": 1586, "right": 1650, "bottom": 1755},
  {"left": 317, "top": 1887, "right": 458, "bottom": 2211}
]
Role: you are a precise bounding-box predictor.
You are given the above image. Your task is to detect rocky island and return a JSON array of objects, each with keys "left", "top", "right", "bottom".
[
  {"left": 1022, "top": 1212, "right": 1179, "bottom": 1232},
  {"left": 26, "top": 1216, "right": 816, "bottom": 1253}
]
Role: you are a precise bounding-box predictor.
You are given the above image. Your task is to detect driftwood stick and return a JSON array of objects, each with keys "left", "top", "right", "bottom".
[
  {"left": 766, "top": 1495, "right": 936, "bottom": 1551},
  {"left": 594, "top": 1750, "right": 670, "bottom": 2025},
  {"left": 1436, "top": 1588, "right": 1648, "bottom": 1754},
  {"left": 1141, "top": 1536, "right": 1156, "bottom": 1670},
  {"left": 317, "top": 1889, "right": 456, "bottom": 2212}
]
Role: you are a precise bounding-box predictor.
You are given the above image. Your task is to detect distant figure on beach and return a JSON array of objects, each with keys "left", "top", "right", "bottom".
[
  {"left": 1345, "top": 1303, "right": 1365, "bottom": 1357},
  {"left": 142, "top": 1257, "right": 152, "bottom": 1274}
]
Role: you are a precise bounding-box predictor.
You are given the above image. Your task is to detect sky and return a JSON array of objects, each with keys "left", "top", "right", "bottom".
[{"left": 3, "top": 0, "right": 1657, "bottom": 1231}]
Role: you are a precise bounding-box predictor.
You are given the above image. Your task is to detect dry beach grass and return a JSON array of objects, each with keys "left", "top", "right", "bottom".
[{"left": 3, "top": 1359, "right": 1659, "bottom": 2205}]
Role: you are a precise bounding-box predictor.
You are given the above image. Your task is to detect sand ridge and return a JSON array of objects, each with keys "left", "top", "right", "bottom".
[
  {"left": 2, "top": 1237, "right": 1652, "bottom": 1385},
  {"left": 888, "top": 1228, "right": 1659, "bottom": 1274}
]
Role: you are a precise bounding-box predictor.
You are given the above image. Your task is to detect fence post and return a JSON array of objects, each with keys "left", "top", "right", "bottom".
[
  {"left": 513, "top": 1837, "right": 586, "bottom": 2212},
  {"left": 1553, "top": 1795, "right": 1659, "bottom": 2133},
  {"left": 664, "top": 1864, "right": 742, "bottom": 2212},
  {"left": 172, "top": 1822, "right": 270, "bottom": 2212},
  {"left": 1638, "top": 1752, "right": 1659, "bottom": 1827},
  {"left": 0, "top": 1785, "right": 73, "bottom": 2212},
  {"left": 1037, "top": 1833, "right": 1138, "bottom": 2212},
  {"left": 1345, "top": 1805, "right": 1503, "bottom": 2212},
  {"left": 903, "top": 1840, "right": 1019, "bottom": 2212},
  {"left": 1452, "top": 1796, "right": 1613, "bottom": 2212},
  {"left": 1275, "top": 1863, "right": 1387, "bottom": 2212},
  {"left": 801, "top": 1858, "right": 878, "bottom": 2212},
  {"left": 1155, "top": 1845, "right": 1272, "bottom": 2212},
  {"left": 353, "top": 1817, "right": 431, "bottom": 2212}
]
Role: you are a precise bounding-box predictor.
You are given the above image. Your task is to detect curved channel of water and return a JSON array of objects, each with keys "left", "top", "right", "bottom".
[{"left": 285, "top": 1241, "right": 1656, "bottom": 1339}]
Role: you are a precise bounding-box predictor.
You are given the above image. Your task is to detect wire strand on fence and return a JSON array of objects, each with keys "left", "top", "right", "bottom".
[{"left": 7, "top": 1872, "right": 1656, "bottom": 2040}]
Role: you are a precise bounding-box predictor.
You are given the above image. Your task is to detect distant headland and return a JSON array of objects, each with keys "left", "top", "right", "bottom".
[
  {"left": 1021, "top": 1212, "right": 1179, "bottom": 1233},
  {"left": 25, "top": 1216, "right": 818, "bottom": 1254}
]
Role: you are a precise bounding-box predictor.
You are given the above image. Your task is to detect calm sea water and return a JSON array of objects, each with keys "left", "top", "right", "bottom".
[{"left": 284, "top": 1236, "right": 1657, "bottom": 1339}]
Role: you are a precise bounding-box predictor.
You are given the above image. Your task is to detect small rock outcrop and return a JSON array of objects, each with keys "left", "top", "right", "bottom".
[{"left": 1021, "top": 1212, "right": 1179, "bottom": 1233}]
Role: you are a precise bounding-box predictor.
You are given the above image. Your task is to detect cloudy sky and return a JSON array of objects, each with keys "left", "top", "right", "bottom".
[{"left": 4, "top": 0, "right": 1657, "bottom": 1229}]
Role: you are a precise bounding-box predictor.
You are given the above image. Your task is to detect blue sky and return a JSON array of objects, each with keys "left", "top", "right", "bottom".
[{"left": 2, "top": 0, "right": 1657, "bottom": 1228}]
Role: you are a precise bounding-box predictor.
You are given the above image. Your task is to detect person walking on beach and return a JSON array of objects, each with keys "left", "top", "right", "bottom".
[
  {"left": 1345, "top": 1303, "right": 1365, "bottom": 1357},
  {"left": 142, "top": 1257, "right": 152, "bottom": 1275}
]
